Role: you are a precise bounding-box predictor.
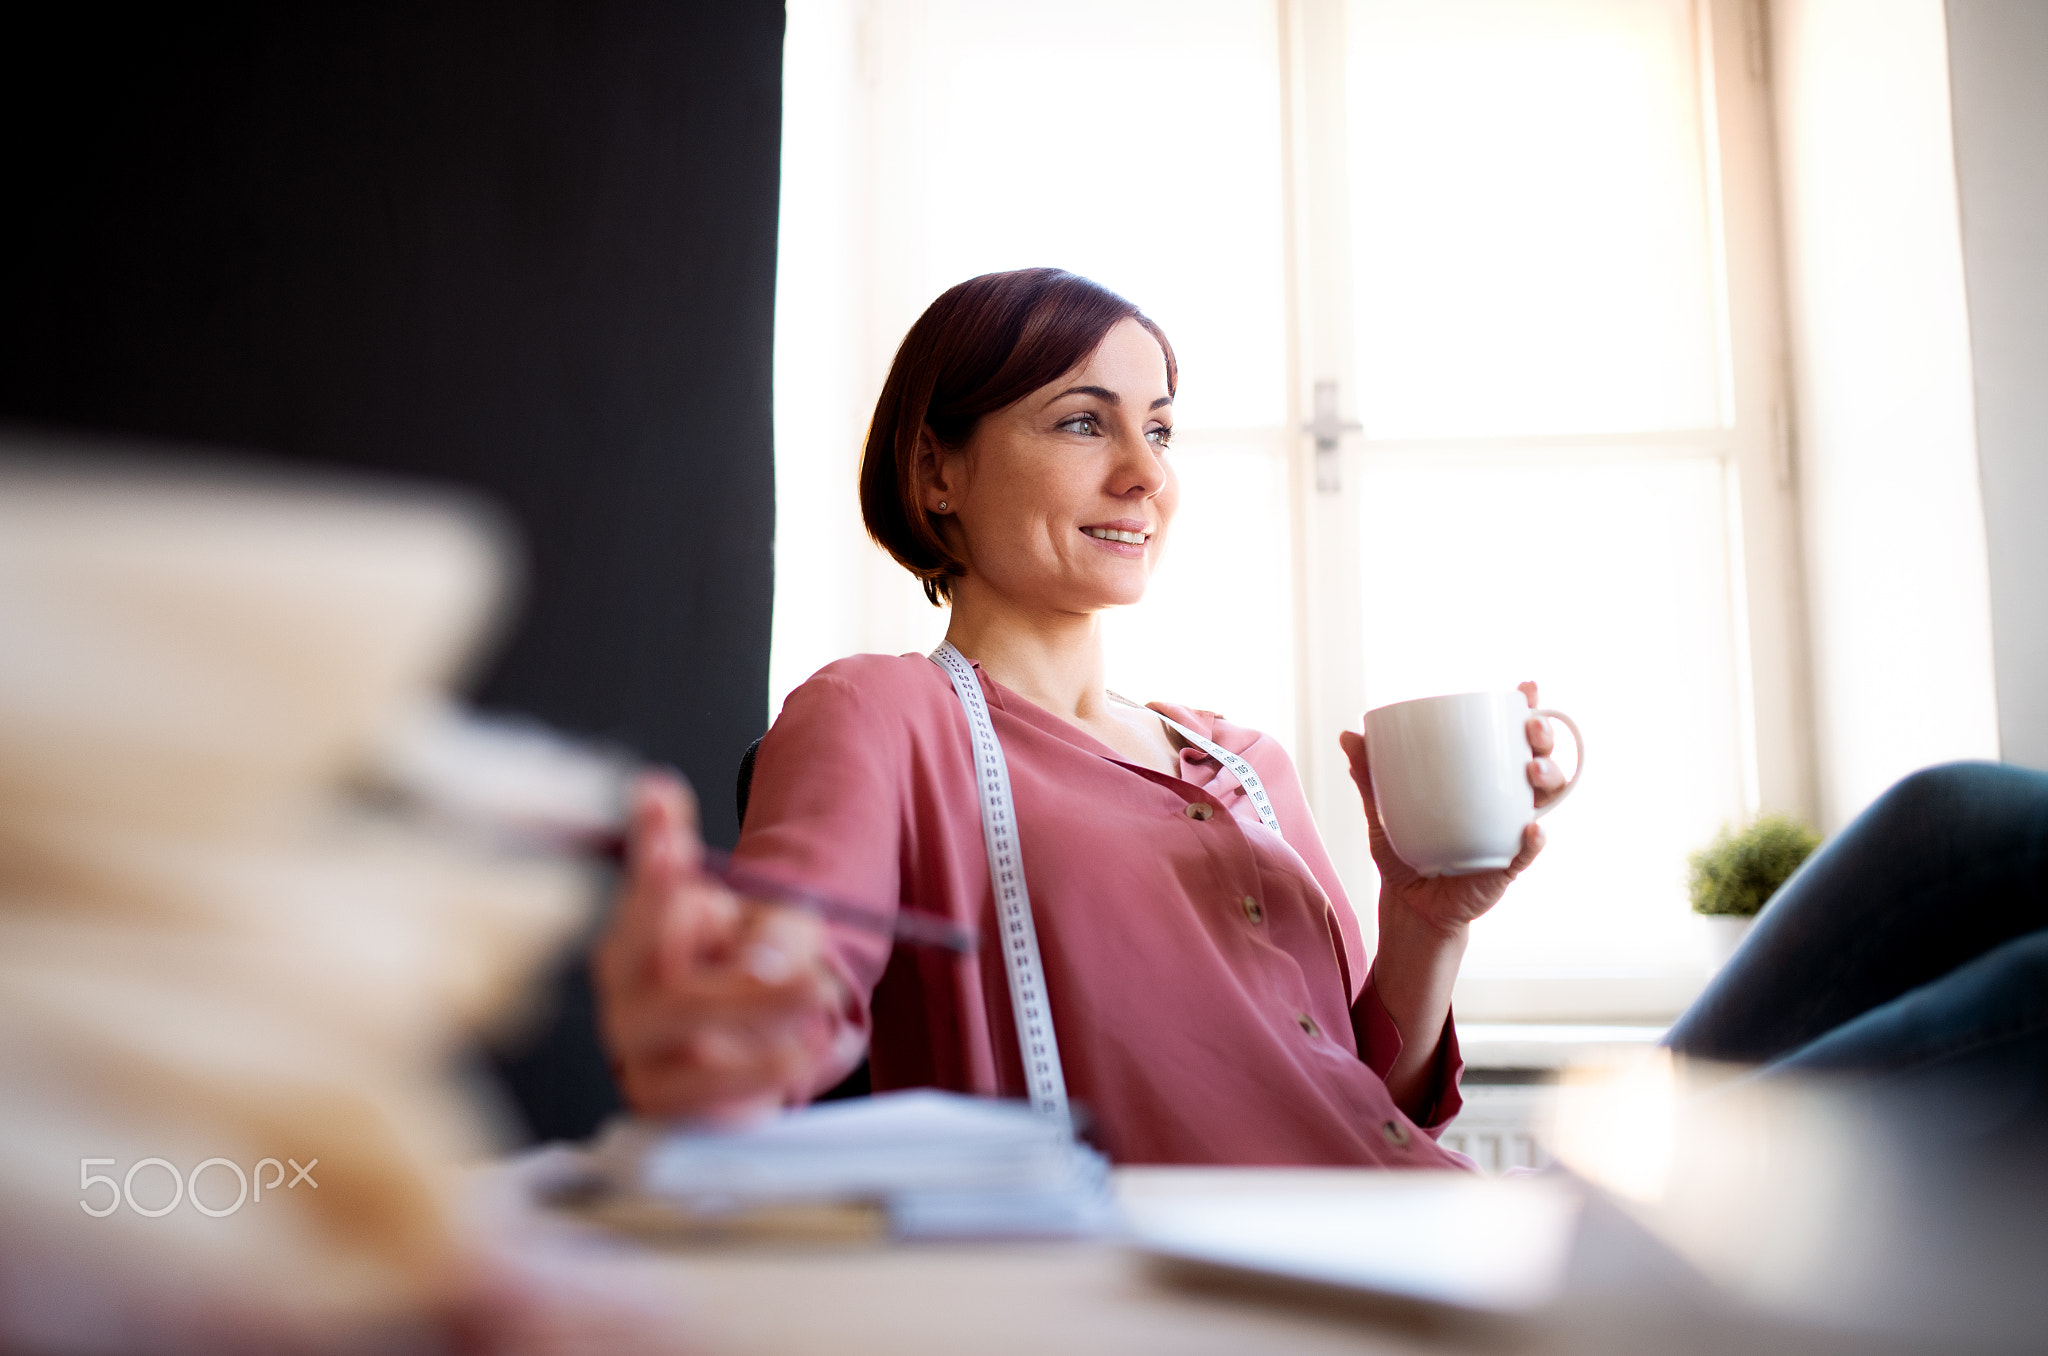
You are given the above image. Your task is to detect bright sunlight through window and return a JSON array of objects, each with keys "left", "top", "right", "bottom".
[{"left": 775, "top": 0, "right": 1811, "bottom": 1019}]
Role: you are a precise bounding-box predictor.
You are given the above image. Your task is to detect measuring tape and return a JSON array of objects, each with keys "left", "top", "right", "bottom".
[
  {"left": 1113, "top": 693, "right": 1283, "bottom": 836},
  {"left": 930, "top": 643, "right": 1073, "bottom": 1130},
  {"left": 931, "top": 647, "right": 1286, "bottom": 1132}
]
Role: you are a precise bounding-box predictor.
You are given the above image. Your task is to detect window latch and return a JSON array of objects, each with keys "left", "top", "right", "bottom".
[{"left": 1304, "top": 379, "right": 1361, "bottom": 494}]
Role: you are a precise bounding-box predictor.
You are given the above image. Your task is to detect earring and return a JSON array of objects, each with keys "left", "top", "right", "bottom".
[{"left": 936, "top": 501, "right": 948, "bottom": 512}]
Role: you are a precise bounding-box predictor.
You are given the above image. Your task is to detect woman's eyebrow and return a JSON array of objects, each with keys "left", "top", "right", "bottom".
[{"left": 1048, "top": 386, "right": 1174, "bottom": 410}]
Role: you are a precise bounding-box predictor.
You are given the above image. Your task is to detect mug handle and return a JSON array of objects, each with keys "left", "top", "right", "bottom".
[{"left": 1529, "top": 708, "right": 1584, "bottom": 818}]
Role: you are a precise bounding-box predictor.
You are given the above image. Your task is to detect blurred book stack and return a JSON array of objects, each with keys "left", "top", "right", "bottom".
[{"left": 0, "top": 444, "right": 598, "bottom": 1351}]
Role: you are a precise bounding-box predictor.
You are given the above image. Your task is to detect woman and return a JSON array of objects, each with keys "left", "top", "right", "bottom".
[
  {"left": 594, "top": 268, "right": 1564, "bottom": 1167},
  {"left": 597, "top": 269, "right": 2048, "bottom": 1164}
]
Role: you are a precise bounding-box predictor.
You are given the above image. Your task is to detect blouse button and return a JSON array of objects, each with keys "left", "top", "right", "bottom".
[
  {"left": 1241, "top": 895, "right": 1264, "bottom": 925},
  {"left": 1184, "top": 802, "right": 1214, "bottom": 822},
  {"left": 1381, "top": 1119, "right": 1412, "bottom": 1148},
  {"left": 1295, "top": 1013, "right": 1320, "bottom": 1038}
]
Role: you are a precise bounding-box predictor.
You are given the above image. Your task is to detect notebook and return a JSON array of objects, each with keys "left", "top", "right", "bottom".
[{"left": 589, "top": 1090, "right": 1114, "bottom": 1241}]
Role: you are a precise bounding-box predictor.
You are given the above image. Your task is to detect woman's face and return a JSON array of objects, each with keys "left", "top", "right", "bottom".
[{"left": 925, "top": 317, "right": 1178, "bottom": 615}]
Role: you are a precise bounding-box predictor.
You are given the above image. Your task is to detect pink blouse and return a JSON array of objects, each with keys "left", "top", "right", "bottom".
[{"left": 731, "top": 653, "right": 1468, "bottom": 1168}]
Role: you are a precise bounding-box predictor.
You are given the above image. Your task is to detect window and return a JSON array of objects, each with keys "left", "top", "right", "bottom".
[
  {"left": 1291, "top": 0, "right": 1809, "bottom": 1017},
  {"left": 775, "top": 0, "right": 1809, "bottom": 1021}
]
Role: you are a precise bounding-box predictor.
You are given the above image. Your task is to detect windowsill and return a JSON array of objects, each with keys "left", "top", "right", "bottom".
[
  {"left": 1451, "top": 971, "right": 1706, "bottom": 1025},
  {"left": 1458, "top": 1022, "right": 1668, "bottom": 1072}
]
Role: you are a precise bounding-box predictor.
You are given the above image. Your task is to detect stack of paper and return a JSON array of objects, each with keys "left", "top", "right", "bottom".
[{"left": 595, "top": 1091, "right": 1114, "bottom": 1239}]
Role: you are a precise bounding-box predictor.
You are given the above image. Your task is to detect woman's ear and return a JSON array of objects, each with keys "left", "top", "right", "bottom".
[{"left": 915, "top": 427, "right": 957, "bottom": 516}]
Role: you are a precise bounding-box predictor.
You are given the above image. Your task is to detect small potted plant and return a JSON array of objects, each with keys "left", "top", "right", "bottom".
[{"left": 1688, "top": 813, "right": 1823, "bottom": 968}]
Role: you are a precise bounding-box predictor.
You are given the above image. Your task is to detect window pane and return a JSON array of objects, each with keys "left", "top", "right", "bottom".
[
  {"left": 1346, "top": 0, "right": 1721, "bottom": 438},
  {"left": 1103, "top": 445, "right": 1296, "bottom": 743},
  {"left": 1356, "top": 455, "right": 1744, "bottom": 972},
  {"left": 920, "top": 0, "right": 1288, "bottom": 430}
]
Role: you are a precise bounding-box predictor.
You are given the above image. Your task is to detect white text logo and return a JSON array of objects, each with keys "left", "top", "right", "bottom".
[{"left": 79, "top": 1157, "right": 318, "bottom": 1218}]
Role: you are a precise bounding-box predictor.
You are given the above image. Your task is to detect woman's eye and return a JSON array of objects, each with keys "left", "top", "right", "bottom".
[
  {"left": 1058, "top": 416, "right": 1099, "bottom": 437},
  {"left": 1147, "top": 426, "right": 1174, "bottom": 448}
]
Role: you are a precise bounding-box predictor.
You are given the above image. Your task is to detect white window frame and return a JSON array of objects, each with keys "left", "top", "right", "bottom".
[{"left": 1276, "top": 0, "right": 1816, "bottom": 1021}]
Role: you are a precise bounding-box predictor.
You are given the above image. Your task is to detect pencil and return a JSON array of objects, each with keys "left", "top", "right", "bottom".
[
  {"left": 702, "top": 848, "right": 979, "bottom": 956},
  {"left": 586, "top": 831, "right": 977, "bottom": 955}
]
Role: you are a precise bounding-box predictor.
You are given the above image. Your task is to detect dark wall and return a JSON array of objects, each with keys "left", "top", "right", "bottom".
[{"left": 1, "top": 3, "right": 784, "bottom": 1139}]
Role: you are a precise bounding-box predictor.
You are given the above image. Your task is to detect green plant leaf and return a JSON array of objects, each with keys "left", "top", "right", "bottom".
[{"left": 1687, "top": 813, "right": 1823, "bottom": 917}]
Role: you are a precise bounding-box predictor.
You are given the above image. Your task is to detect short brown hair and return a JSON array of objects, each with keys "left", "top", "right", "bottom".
[{"left": 859, "top": 268, "right": 1178, "bottom": 606}]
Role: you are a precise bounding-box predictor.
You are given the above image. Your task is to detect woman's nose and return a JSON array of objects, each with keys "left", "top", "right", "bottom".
[{"left": 1109, "top": 430, "right": 1167, "bottom": 498}]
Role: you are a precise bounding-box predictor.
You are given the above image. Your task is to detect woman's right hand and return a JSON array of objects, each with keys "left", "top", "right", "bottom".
[{"left": 592, "top": 770, "right": 852, "bottom": 1123}]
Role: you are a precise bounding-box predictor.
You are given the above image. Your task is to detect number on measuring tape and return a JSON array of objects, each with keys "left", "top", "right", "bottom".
[
  {"left": 1112, "top": 695, "right": 1283, "bottom": 836},
  {"left": 931, "top": 643, "right": 1073, "bottom": 1131}
]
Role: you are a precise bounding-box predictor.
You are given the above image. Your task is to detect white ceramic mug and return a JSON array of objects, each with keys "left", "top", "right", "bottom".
[{"left": 1362, "top": 691, "right": 1584, "bottom": 877}]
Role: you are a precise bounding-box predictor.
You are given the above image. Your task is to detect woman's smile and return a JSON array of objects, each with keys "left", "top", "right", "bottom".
[{"left": 1080, "top": 519, "right": 1153, "bottom": 556}]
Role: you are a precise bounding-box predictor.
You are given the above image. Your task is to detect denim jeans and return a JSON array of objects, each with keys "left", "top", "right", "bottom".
[{"left": 1664, "top": 762, "right": 2048, "bottom": 1109}]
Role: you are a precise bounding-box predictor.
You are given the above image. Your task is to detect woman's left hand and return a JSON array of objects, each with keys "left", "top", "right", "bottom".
[{"left": 1338, "top": 681, "right": 1567, "bottom": 934}]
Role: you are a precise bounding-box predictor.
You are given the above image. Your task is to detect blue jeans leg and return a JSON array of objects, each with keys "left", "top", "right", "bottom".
[
  {"left": 1665, "top": 761, "right": 2048, "bottom": 1065},
  {"left": 1774, "top": 925, "right": 2048, "bottom": 1074}
]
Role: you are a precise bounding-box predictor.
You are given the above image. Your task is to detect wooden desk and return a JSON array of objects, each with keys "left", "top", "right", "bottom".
[
  {"left": 506, "top": 1165, "right": 1487, "bottom": 1356},
  {"left": 674, "top": 1235, "right": 1443, "bottom": 1356},
  {"left": 486, "top": 1115, "right": 2048, "bottom": 1356}
]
